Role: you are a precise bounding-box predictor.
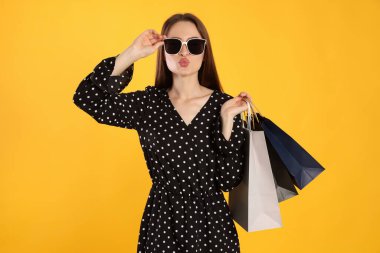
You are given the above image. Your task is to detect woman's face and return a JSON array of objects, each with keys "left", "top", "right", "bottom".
[{"left": 164, "top": 21, "right": 205, "bottom": 77}]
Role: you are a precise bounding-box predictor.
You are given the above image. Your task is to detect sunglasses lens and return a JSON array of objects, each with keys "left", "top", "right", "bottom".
[
  {"left": 164, "top": 38, "right": 206, "bottom": 54},
  {"left": 164, "top": 39, "right": 181, "bottom": 54},
  {"left": 188, "top": 39, "right": 206, "bottom": 55}
]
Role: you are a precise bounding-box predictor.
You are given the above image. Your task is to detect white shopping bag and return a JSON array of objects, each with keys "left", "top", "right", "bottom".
[{"left": 229, "top": 100, "right": 282, "bottom": 232}]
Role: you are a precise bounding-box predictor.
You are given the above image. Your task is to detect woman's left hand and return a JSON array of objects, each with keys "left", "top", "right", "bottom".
[{"left": 221, "top": 91, "right": 252, "bottom": 120}]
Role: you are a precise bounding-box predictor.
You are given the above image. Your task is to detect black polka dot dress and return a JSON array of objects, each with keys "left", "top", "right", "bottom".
[{"left": 73, "top": 55, "right": 246, "bottom": 253}]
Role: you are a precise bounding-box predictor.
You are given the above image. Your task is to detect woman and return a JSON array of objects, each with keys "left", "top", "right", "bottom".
[{"left": 73, "top": 12, "right": 252, "bottom": 253}]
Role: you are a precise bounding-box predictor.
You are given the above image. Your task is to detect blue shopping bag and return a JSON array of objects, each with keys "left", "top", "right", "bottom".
[{"left": 256, "top": 113, "right": 325, "bottom": 190}]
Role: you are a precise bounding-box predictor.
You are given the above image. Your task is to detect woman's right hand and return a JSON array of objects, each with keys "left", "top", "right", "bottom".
[
  {"left": 130, "top": 29, "right": 167, "bottom": 60},
  {"left": 111, "top": 29, "right": 166, "bottom": 76}
]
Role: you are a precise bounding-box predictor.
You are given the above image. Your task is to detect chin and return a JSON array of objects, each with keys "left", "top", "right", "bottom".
[{"left": 176, "top": 68, "right": 198, "bottom": 75}]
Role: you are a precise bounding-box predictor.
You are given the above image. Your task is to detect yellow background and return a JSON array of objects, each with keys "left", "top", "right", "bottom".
[{"left": 1, "top": 0, "right": 379, "bottom": 252}]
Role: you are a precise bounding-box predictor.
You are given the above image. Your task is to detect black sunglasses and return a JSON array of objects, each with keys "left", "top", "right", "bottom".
[{"left": 163, "top": 38, "right": 207, "bottom": 55}]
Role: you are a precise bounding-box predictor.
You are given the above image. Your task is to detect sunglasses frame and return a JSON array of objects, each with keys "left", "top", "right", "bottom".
[{"left": 163, "top": 37, "right": 207, "bottom": 55}]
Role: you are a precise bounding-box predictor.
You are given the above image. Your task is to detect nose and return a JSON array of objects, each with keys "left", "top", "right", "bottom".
[{"left": 179, "top": 43, "right": 190, "bottom": 56}]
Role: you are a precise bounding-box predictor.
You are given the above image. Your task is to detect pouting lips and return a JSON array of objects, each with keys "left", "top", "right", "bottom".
[{"left": 179, "top": 58, "right": 190, "bottom": 64}]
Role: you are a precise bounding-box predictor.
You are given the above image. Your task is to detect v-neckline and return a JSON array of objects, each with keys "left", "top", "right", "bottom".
[{"left": 164, "top": 89, "right": 216, "bottom": 128}]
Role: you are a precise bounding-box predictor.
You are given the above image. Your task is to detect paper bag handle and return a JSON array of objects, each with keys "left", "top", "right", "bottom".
[{"left": 240, "top": 98, "right": 263, "bottom": 130}]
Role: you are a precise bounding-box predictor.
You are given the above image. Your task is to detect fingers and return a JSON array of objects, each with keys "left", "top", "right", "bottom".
[
  {"left": 145, "top": 29, "right": 156, "bottom": 38},
  {"left": 147, "top": 29, "right": 166, "bottom": 40},
  {"left": 149, "top": 37, "right": 162, "bottom": 44},
  {"left": 238, "top": 91, "right": 252, "bottom": 102},
  {"left": 144, "top": 30, "right": 167, "bottom": 47},
  {"left": 241, "top": 101, "right": 249, "bottom": 111},
  {"left": 149, "top": 33, "right": 166, "bottom": 44},
  {"left": 233, "top": 95, "right": 247, "bottom": 103},
  {"left": 238, "top": 91, "right": 249, "bottom": 97},
  {"left": 236, "top": 99, "right": 249, "bottom": 113},
  {"left": 154, "top": 41, "right": 165, "bottom": 50},
  {"left": 232, "top": 96, "right": 249, "bottom": 110}
]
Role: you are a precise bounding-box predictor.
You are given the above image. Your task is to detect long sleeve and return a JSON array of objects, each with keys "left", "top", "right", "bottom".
[
  {"left": 212, "top": 112, "right": 246, "bottom": 192},
  {"left": 73, "top": 55, "right": 150, "bottom": 130}
]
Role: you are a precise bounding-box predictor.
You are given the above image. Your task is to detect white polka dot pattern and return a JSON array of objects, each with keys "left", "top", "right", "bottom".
[
  {"left": 211, "top": 113, "right": 246, "bottom": 192},
  {"left": 73, "top": 55, "right": 149, "bottom": 130},
  {"left": 73, "top": 55, "right": 246, "bottom": 252}
]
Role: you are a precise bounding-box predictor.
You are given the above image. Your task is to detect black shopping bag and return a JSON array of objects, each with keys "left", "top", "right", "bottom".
[{"left": 257, "top": 113, "right": 325, "bottom": 190}]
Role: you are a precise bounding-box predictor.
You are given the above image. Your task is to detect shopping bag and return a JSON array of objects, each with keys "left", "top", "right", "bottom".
[
  {"left": 229, "top": 100, "right": 282, "bottom": 232},
  {"left": 256, "top": 112, "right": 325, "bottom": 190},
  {"left": 241, "top": 101, "right": 298, "bottom": 202},
  {"left": 264, "top": 134, "right": 299, "bottom": 202},
  {"left": 244, "top": 102, "right": 298, "bottom": 202}
]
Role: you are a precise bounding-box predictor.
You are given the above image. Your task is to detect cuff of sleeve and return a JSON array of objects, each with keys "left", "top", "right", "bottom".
[
  {"left": 90, "top": 54, "right": 134, "bottom": 94},
  {"left": 212, "top": 113, "right": 245, "bottom": 156}
]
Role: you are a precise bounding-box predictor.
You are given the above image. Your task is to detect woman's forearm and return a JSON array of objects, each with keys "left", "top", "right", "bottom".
[
  {"left": 111, "top": 46, "right": 140, "bottom": 76},
  {"left": 220, "top": 113, "right": 235, "bottom": 141}
]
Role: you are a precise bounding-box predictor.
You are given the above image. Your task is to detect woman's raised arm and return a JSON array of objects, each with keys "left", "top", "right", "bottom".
[
  {"left": 73, "top": 53, "right": 151, "bottom": 130},
  {"left": 73, "top": 29, "right": 166, "bottom": 130}
]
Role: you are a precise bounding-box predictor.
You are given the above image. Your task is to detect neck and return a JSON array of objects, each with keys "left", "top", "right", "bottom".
[{"left": 169, "top": 73, "right": 203, "bottom": 99}]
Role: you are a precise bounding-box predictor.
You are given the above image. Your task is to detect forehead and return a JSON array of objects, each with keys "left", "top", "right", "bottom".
[{"left": 166, "top": 21, "right": 202, "bottom": 40}]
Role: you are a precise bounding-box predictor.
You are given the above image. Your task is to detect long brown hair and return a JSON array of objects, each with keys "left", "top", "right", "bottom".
[{"left": 154, "top": 13, "right": 225, "bottom": 93}]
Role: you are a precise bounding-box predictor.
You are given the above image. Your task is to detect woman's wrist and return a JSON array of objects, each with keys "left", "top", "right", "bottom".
[
  {"left": 111, "top": 46, "right": 140, "bottom": 76},
  {"left": 220, "top": 112, "right": 235, "bottom": 141},
  {"left": 221, "top": 111, "right": 235, "bottom": 122}
]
